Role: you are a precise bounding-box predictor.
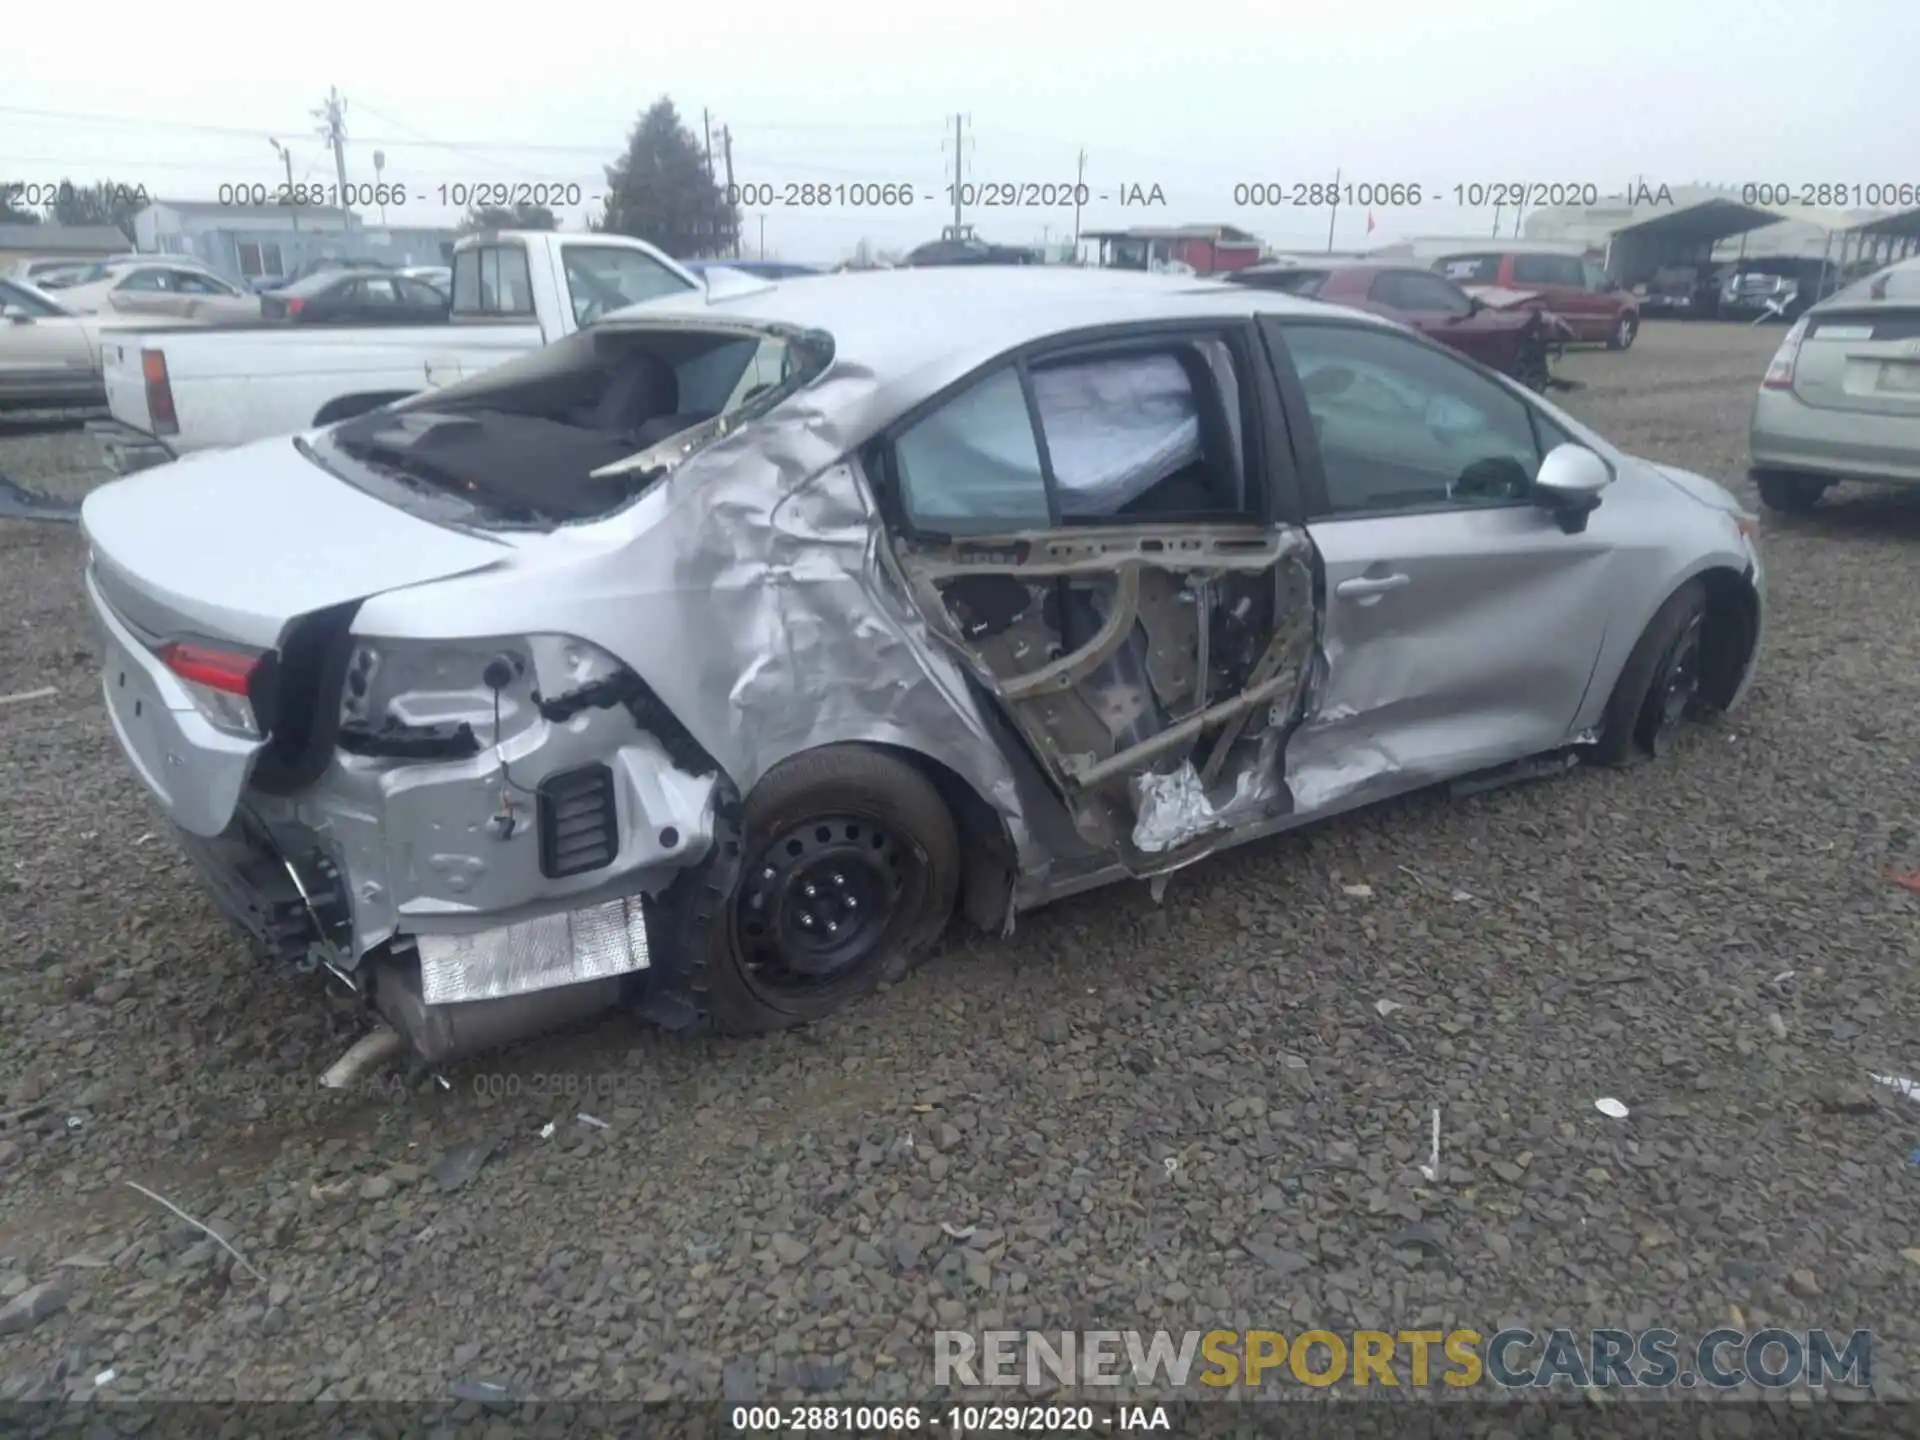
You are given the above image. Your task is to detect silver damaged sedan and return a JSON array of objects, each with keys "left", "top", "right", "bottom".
[{"left": 80, "top": 265, "right": 1766, "bottom": 1067}]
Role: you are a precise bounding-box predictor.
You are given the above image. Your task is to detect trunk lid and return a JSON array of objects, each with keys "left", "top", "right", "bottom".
[
  {"left": 1790, "top": 304, "right": 1920, "bottom": 416},
  {"left": 83, "top": 437, "right": 514, "bottom": 837},
  {"left": 81, "top": 436, "right": 512, "bottom": 650},
  {"left": 1774, "top": 305, "right": 1920, "bottom": 416}
]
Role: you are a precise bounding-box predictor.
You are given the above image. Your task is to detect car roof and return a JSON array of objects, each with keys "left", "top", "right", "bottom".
[{"left": 602, "top": 265, "right": 1374, "bottom": 382}]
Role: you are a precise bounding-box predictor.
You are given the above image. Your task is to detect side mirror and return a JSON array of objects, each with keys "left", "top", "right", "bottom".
[{"left": 1532, "top": 443, "right": 1611, "bottom": 533}]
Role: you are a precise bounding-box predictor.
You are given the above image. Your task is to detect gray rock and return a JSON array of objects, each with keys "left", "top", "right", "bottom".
[{"left": 0, "top": 1280, "right": 72, "bottom": 1336}]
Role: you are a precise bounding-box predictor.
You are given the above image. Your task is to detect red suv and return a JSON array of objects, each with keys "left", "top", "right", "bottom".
[{"left": 1433, "top": 249, "right": 1639, "bottom": 349}]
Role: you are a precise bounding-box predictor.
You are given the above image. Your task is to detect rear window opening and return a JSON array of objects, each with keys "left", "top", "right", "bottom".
[{"left": 312, "top": 322, "right": 831, "bottom": 530}]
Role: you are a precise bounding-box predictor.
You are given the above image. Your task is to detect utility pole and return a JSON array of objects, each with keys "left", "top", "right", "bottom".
[
  {"left": 313, "top": 87, "right": 350, "bottom": 223},
  {"left": 1325, "top": 167, "right": 1341, "bottom": 253},
  {"left": 943, "top": 114, "right": 971, "bottom": 240},
  {"left": 702, "top": 110, "right": 715, "bottom": 182},
  {"left": 1073, "top": 148, "right": 1086, "bottom": 257},
  {"left": 1491, "top": 202, "right": 1503, "bottom": 237},
  {"left": 952, "top": 114, "right": 965, "bottom": 237},
  {"left": 721, "top": 126, "right": 737, "bottom": 257},
  {"left": 269, "top": 138, "right": 299, "bottom": 234},
  {"left": 757, "top": 213, "right": 766, "bottom": 260}
]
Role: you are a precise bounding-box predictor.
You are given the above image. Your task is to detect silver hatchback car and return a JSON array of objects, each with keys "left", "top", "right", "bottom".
[
  {"left": 79, "top": 268, "right": 1765, "bottom": 1070},
  {"left": 1750, "top": 255, "right": 1920, "bottom": 512}
]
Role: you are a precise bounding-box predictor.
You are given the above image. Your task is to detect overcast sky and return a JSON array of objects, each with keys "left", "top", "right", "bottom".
[{"left": 5, "top": 0, "right": 1911, "bottom": 262}]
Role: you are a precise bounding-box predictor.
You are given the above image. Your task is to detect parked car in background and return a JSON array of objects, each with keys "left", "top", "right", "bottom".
[
  {"left": 18, "top": 261, "right": 98, "bottom": 291},
  {"left": 10, "top": 255, "right": 138, "bottom": 287},
  {"left": 80, "top": 266, "right": 1763, "bottom": 1067},
  {"left": 1434, "top": 248, "right": 1640, "bottom": 349},
  {"left": 1748, "top": 256, "right": 1920, "bottom": 512},
  {"left": 903, "top": 236, "right": 1040, "bottom": 266},
  {"left": 1226, "top": 259, "right": 1568, "bottom": 390},
  {"left": 1636, "top": 264, "right": 1723, "bottom": 320},
  {"left": 95, "top": 230, "right": 700, "bottom": 473},
  {"left": 261, "top": 269, "right": 451, "bottom": 324},
  {"left": 684, "top": 260, "right": 824, "bottom": 280},
  {"left": 55, "top": 260, "right": 261, "bottom": 324},
  {"left": 281, "top": 256, "right": 395, "bottom": 286},
  {"left": 396, "top": 265, "right": 452, "bottom": 295},
  {"left": 0, "top": 276, "right": 108, "bottom": 409},
  {"left": 1717, "top": 257, "right": 1861, "bottom": 323}
]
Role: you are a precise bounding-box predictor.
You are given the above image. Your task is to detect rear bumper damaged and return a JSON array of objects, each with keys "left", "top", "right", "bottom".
[{"left": 179, "top": 697, "right": 730, "bottom": 1064}]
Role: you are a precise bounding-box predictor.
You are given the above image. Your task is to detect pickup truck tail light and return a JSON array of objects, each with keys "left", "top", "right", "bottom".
[
  {"left": 159, "top": 639, "right": 270, "bottom": 738},
  {"left": 1761, "top": 315, "right": 1809, "bottom": 391},
  {"left": 141, "top": 349, "right": 179, "bottom": 436},
  {"left": 284, "top": 297, "right": 305, "bottom": 317}
]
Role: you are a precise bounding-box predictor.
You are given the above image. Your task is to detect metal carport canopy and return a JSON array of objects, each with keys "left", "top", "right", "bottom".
[
  {"left": 1603, "top": 199, "right": 1786, "bottom": 280},
  {"left": 1844, "top": 206, "right": 1920, "bottom": 238}
]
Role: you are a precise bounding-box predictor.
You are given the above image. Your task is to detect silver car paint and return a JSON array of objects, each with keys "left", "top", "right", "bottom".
[{"left": 82, "top": 267, "right": 1763, "bottom": 988}]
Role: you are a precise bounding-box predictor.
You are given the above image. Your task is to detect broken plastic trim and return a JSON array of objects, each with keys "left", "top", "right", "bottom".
[
  {"left": 537, "top": 670, "right": 644, "bottom": 724},
  {"left": 336, "top": 716, "right": 481, "bottom": 759}
]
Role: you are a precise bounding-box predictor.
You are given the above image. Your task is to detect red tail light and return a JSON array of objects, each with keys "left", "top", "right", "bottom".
[
  {"left": 141, "top": 349, "right": 178, "bottom": 436},
  {"left": 160, "top": 640, "right": 262, "bottom": 695},
  {"left": 285, "top": 297, "right": 305, "bottom": 317},
  {"left": 1761, "top": 316, "right": 1809, "bottom": 391}
]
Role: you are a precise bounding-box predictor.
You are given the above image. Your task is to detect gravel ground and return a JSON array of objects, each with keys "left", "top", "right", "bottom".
[{"left": 2, "top": 322, "right": 1917, "bottom": 1405}]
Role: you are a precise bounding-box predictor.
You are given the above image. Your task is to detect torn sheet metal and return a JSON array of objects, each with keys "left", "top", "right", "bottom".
[
  {"left": 1129, "top": 758, "right": 1273, "bottom": 854},
  {"left": 353, "top": 365, "right": 1044, "bottom": 874},
  {"left": 416, "top": 895, "right": 651, "bottom": 1005}
]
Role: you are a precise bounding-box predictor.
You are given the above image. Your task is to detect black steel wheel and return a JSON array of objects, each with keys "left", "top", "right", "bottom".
[
  {"left": 1636, "top": 609, "right": 1703, "bottom": 757},
  {"left": 694, "top": 745, "right": 962, "bottom": 1033},
  {"left": 1591, "top": 580, "right": 1708, "bottom": 766},
  {"left": 736, "top": 815, "right": 911, "bottom": 992}
]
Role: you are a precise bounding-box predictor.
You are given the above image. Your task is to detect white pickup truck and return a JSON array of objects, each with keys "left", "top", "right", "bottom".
[{"left": 95, "top": 230, "right": 702, "bottom": 474}]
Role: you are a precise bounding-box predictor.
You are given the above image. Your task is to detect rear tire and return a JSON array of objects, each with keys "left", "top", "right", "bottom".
[
  {"left": 1591, "top": 580, "right": 1708, "bottom": 766},
  {"left": 696, "top": 746, "right": 960, "bottom": 1034},
  {"left": 1606, "top": 313, "right": 1638, "bottom": 350},
  {"left": 1754, "top": 470, "right": 1828, "bottom": 514}
]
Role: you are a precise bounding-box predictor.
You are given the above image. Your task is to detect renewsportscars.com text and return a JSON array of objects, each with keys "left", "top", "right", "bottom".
[{"left": 935, "top": 1327, "right": 1872, "bottom": 1390}]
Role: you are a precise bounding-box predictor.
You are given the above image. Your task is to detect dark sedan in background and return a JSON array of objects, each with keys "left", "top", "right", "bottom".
[
  {"left": 1227, "top": 259, "right": 1566, "bottom": 390},
  {"left": 261, "top": 270, "right": 451, "bottom": 324}
]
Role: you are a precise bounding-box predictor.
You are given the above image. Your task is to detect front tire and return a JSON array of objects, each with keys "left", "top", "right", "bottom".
[
  {"left": 1606, "top": 312, "right": 1638, "bottom": 350},
  {"left": 1755, "top": 470, "right": 1828, "bottom": 514},
  {"left": 699, "top": 746, "right": 960, "bottom": 1034},
  {"left": 1592, "top": 581, "right": 1708, "bottom": 765}
]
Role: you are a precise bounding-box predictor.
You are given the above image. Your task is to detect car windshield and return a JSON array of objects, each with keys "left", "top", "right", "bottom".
[{"left": 316, "top": 322, "right": 829, "bottom": 528}]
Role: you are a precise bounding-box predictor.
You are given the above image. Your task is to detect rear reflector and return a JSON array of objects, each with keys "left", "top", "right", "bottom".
[
  {"left": 285, "top": 297, "right": 305, "bottom": 317},
  {"left": 141, "top": 349, "right": 178, "bottom": 436},
  {"left": 160, "top": 640, "right": 262, "bottom": 695}
]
